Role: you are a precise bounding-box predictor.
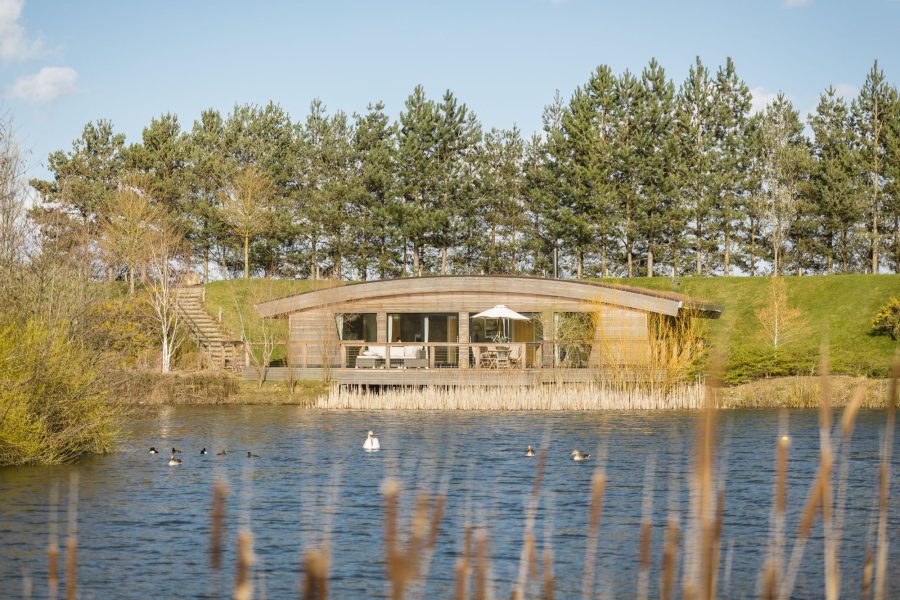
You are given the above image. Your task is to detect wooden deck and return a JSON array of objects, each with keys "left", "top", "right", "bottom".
[{"left": 243, "top": 366, "right": 653, "bottom": 387}]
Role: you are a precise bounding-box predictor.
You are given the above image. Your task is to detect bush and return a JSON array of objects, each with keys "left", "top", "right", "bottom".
[
  {"left": 724, "top": 345, "right": 816, "bottom": 385},
  {"left": 0, "top": 319, "right": 119, "bottom": 467},
  {"left": 870, "top": 297, "right": 900, "bottom": 341}
]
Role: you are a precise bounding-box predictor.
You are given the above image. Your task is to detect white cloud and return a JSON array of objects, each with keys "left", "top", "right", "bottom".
[
  {"left": 784, "top": 0, "right": 813, "bottom": 7},
  {"left": 0, "top": 0, "right": 41, "bottom": 61},
  {"left": 11, "top": 66, "right": 77, "bottom": 102},
  {"left": 750, "top": 86, "right": 780, "bottom": 115}
]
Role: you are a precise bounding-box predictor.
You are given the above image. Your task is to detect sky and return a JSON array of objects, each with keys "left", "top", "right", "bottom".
[{"left": 2, "top": 0, "right": 899, "bottom": 180}]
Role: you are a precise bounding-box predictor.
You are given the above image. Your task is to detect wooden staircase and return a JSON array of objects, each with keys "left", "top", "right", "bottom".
[{"left": 175, "top": 286, "right": 244, "bottom": 371}]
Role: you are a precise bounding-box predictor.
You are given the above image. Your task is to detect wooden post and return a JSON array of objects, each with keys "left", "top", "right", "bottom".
[
  {"left": 376, "top": 312, "right": 387, "bottom": 343},
  {"left": 302, "top": 344, "right": 308, "bottom": 369},
  {"left": 458, "top": 312, "right": 469, "bottom": 369},
  {"left": 429, "top": 344, "right": 436, "bottom": 369}
]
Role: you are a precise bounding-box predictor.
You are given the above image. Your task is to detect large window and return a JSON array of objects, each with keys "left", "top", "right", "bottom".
[{"left": 336, "top": 313, "right": 377, "bottom": 341}]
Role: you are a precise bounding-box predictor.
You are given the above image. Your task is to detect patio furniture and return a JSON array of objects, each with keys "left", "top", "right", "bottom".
[
  {"left": 508, "top": 343, "right": 524, "bottom": 368},
  {"left": 356, "top": 345, "right": 428, "bottom": 369}
]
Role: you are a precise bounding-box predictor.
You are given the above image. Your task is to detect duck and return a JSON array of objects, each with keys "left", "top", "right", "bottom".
[
  {"left": 363, "top": 430, "right": 380, "bottom": 451},
  {"left": 525, "top": 445, "right": 536, "bottom": 457},
  {"left": 149, "top": 447, "right": 160, "bottom": 454},
  {"left": 571, "top": 450, "right": 591, "bottom": 462},
  {"left": 216, "top": 449, "right": 228, "bottom": 456},
  {"left": 200, "top": 448, "right": 208, "bottom": 455},
  {"left": 247, "top": 451, "right": 260, "bottom": 458},
  {"left": 168, "top": 456, "right": 182, "bottom": 466},
  {"left": 171, "top": 447, "right": 182, "bottom": 454}
]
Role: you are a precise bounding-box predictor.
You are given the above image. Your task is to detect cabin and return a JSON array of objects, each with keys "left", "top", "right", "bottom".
[{"left": 253, "top": 276, "right": 721, "bottom": 386}]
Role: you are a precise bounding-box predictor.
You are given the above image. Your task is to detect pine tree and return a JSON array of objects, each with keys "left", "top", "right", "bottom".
[
  {"left": 351, "top": 102, "right": 401, "bottom": 280},
  {"left": 851, "top": 61, "right": 895, "bottom": 273},
  {"left": 397, "top": 85, "right": 439, "bottom": 276},
  {"left": 611, "top": 71, "right": 643, "bottom": 277},
  {"left": 809, "top": 87, "right": 864, "bottom": 273},
  {"left": 186, "top": 109, "right": 227, "bottom": 283},
  {"left": 710, "top": 58, "right": 752, "bottom": 276},
  {"left": 634, "top": 58, "right": 679, "bottom": 277},
  {"left": 675, "top": 57, "right": 716, "bottom": 275}
]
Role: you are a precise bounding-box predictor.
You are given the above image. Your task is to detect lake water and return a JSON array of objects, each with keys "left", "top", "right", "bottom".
[{"left": 0, "top": 407, "right": 897, "bottom": 599}]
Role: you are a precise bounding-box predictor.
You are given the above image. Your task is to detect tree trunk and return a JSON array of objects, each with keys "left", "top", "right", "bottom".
[
  {"left": 441, "top": 247, "right": 447, "bottom": 275},
  {"left": 576, "top": 251, "right": 583, "bottom": 279},
  {"left": 128, "top": 263, "right": 135, "bottom": 296},
  {"left": 601, "top": 242, "right": 608, "bottom": 278},
  {"left": 872, "top": 176, "right": 880, "bottom": 274},
  {"left": 724, "top": 229, "right": 731, "bottom": 276},
  {"left": 243, "top": 235, "right": 250, "bottom": 280},
  {"left": 750, "top": 226, "right": 757, "bottom": 277},
  {"left": 647, "top": 246, "right": 654, "bottom": 277}
]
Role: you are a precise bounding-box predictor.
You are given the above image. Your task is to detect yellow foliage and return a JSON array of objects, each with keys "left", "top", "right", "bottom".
[{"left": 755, "top": 276, "right": 809, "bottom": 349}]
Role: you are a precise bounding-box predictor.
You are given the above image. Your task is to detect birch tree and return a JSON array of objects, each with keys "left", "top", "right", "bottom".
[{"left": 218, "top": 165, "right": 273, "bottom": 280}]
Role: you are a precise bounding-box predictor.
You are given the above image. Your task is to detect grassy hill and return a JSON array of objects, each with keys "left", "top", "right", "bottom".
[
  {"left": 599, "top": 274, "right": 900, "bottom": 381},
  {"left": 204, "top": 274, "right": 900, "bottom": 382}
]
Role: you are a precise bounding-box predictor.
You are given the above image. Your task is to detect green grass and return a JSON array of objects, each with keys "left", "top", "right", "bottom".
[
  {"left": 599, "top": 274, "right": 900, "bottom": 381},
  {"left": 203, "top": 279, "right": 344, "bottom": 363},
  {"left": 203, "top": 274, "right": 900, "bottom": 382}
]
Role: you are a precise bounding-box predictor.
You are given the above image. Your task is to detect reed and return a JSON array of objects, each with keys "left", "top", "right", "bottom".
[
  {"left": 233, "top": 528, "right": 254, "bottom": 600},
  {"left": 580, "top": 468, "right": 607, "bottom": 600},
  {"left": 322, "top": 381, "right": 706, "bottom": 411},
  {"left": 65, "top": 473, "right": 78, "bottom": 600},
  {"left": 210, "top": 478, "right": 228, "bottom": 571},
  {"left": 872, "top": 357, "right": 897, "bottom": 600},
  {"left": 47, "top": 482, "right": 59, "bottom": 600}
]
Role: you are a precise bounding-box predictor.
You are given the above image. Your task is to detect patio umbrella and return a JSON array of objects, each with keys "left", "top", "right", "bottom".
[{"left": 472, "top": 305, "right": 528, "bottom": 341}]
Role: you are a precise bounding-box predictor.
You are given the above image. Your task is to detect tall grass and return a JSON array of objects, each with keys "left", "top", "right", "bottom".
[{"left": 321, "top": 382, "right": 707, "bottom": 410}]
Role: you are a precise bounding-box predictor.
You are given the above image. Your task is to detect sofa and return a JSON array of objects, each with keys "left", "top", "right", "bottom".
[{"left": 356, "top": 345, "right": 427, "bottom": 368}]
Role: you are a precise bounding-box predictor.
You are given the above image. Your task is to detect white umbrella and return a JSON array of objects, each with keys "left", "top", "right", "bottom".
[
  {"left": 472, "top": 305, "right": 528, "bottom": 341},
  {"left": 472, "top": 305, "right": 529, "bottom": 320}
]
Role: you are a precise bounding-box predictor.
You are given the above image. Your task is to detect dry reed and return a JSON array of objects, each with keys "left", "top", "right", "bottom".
[
  {"left": 65, "top": 473, "right": 78, "bottom": 600},
  {"left": 233, "top": 529, "right": 254, "bottom": 600},
  {"left": 580, "top": 468, "right": 607, "bottom": 600},
  {"left": 210, "top": 478, "right": 228, "bottom": 571},
  {"left": 47, "top": 482, "right": 59, "bottom": 600},
  {"left": 322, "top": 382, "right": 706, "bottom": 411},
  {"left": 872, "top": 357, "right": 897, "bottom": 600}
]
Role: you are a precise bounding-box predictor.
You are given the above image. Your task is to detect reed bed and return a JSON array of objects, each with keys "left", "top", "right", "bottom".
[{"left": 320, "top": 382, "right": 707, "bottom": 410}]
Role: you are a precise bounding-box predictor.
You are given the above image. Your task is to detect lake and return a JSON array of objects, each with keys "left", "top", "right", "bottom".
[{"left": 0, "top": 407, "right": 897, "bottom": 599}]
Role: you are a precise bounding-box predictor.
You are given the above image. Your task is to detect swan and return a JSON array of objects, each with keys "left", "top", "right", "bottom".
[
  {"left": 363, "top": 430, "right": 380, "bottom": 451},
  {"left": 168, "top": 456, "right": 182, "bottom": 466},
  {"left": 571, "top": 450, "right": 591, "bottom": 462},
  {"left": 149, "top": 447, "right": 159, "bottom": 454},
  {"left": 525, "top": 445, "right": 536, "bottom": 457}
]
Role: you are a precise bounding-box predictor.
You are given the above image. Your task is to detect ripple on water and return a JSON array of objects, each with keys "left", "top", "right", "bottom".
[{"left": 0, "top": 407, "right": 897, "bottom": 599}]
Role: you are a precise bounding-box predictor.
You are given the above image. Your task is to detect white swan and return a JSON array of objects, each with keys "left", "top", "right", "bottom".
[{"left": 364, "top": 430, "right": 380, "bottom": 451}]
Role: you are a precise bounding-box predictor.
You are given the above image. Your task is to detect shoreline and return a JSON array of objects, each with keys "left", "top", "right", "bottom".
[{"left": 117, "top": 372, "right": 894, "bottom": 409}]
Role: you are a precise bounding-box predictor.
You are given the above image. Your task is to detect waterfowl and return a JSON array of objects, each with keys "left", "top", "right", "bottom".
[
  {"left": 525, "top": 445, "right": 536, "bottom": 457},
  {"left": 149, "top": 447, "right": 159, "bottom": 454},
  {"left": 168, "top": 456, "right": 182, "bottom": 466},
  {"left": 247, "top": 451, "right": 260, "bottom": 458},
  {"left": 216, "top": 449, "right": 227, "bottom": 456},
  {"left": 200, "top": 448, "right": 208, "bottom": 455},
  {"left": 363, "top": 430, "right": 380, "bottom": 451},
  {"left": 571, "top": 450, "right": 591, "bottom": 462},
  {"left": 171, "top": 447, "right": 182, "bottom": 454}
]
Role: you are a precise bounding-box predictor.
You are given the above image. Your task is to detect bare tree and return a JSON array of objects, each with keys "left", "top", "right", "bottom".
[
  {"left": 229, "top": 280, "right": 279, "bottom": 388},
  {"left": 218, "top": 166, "right": 273, "bottom": 280},
  {"left": 100, "top": 173, "right": 164, "bottom": 295},
  {"left": 0, "top": 112, "right": 27, "bottom": 271},
  {"left": 144, "top": 219, "right": 188, "bottom": 373},
  {"left": 756, "top": 276, "right": 808, "bottom": 350}
]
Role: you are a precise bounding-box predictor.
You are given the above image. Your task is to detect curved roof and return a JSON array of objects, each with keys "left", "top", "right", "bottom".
[{"left": 254, "top": 275, "right": 722, "bottom": 319}]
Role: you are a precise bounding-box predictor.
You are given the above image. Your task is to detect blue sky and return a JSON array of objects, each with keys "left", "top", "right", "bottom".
[{"left": 2, "top": 0, "right": 899, "bottom": 180}]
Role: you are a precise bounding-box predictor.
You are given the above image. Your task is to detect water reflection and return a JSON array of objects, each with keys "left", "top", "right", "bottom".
[{"left": 0, "top": 408, "right": 897, "bottom": 598}]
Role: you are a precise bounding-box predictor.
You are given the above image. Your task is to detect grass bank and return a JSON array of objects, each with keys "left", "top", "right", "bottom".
[
  {"left": 599, "top": 274, "right": 900, "bottom": 382},
  {"left": 113, "top": 371, "right": 327, "bottom": 406}
]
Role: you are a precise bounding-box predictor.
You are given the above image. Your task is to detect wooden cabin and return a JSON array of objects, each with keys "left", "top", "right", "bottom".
[{"left": 253, "top": 276, "right": 721, "bottom": 386}]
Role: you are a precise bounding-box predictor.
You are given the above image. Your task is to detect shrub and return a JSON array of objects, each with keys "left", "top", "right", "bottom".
[
  {"left": 870, "top": 297, "right": 900, "bottom": 340},
  {"left": 0, "top": 319, "right": 119, "bottom": 467}
]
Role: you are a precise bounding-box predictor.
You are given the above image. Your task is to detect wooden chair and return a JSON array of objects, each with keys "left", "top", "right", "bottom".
[{"left": 508, "top": 343, "right": 524, "bottom": 368}]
